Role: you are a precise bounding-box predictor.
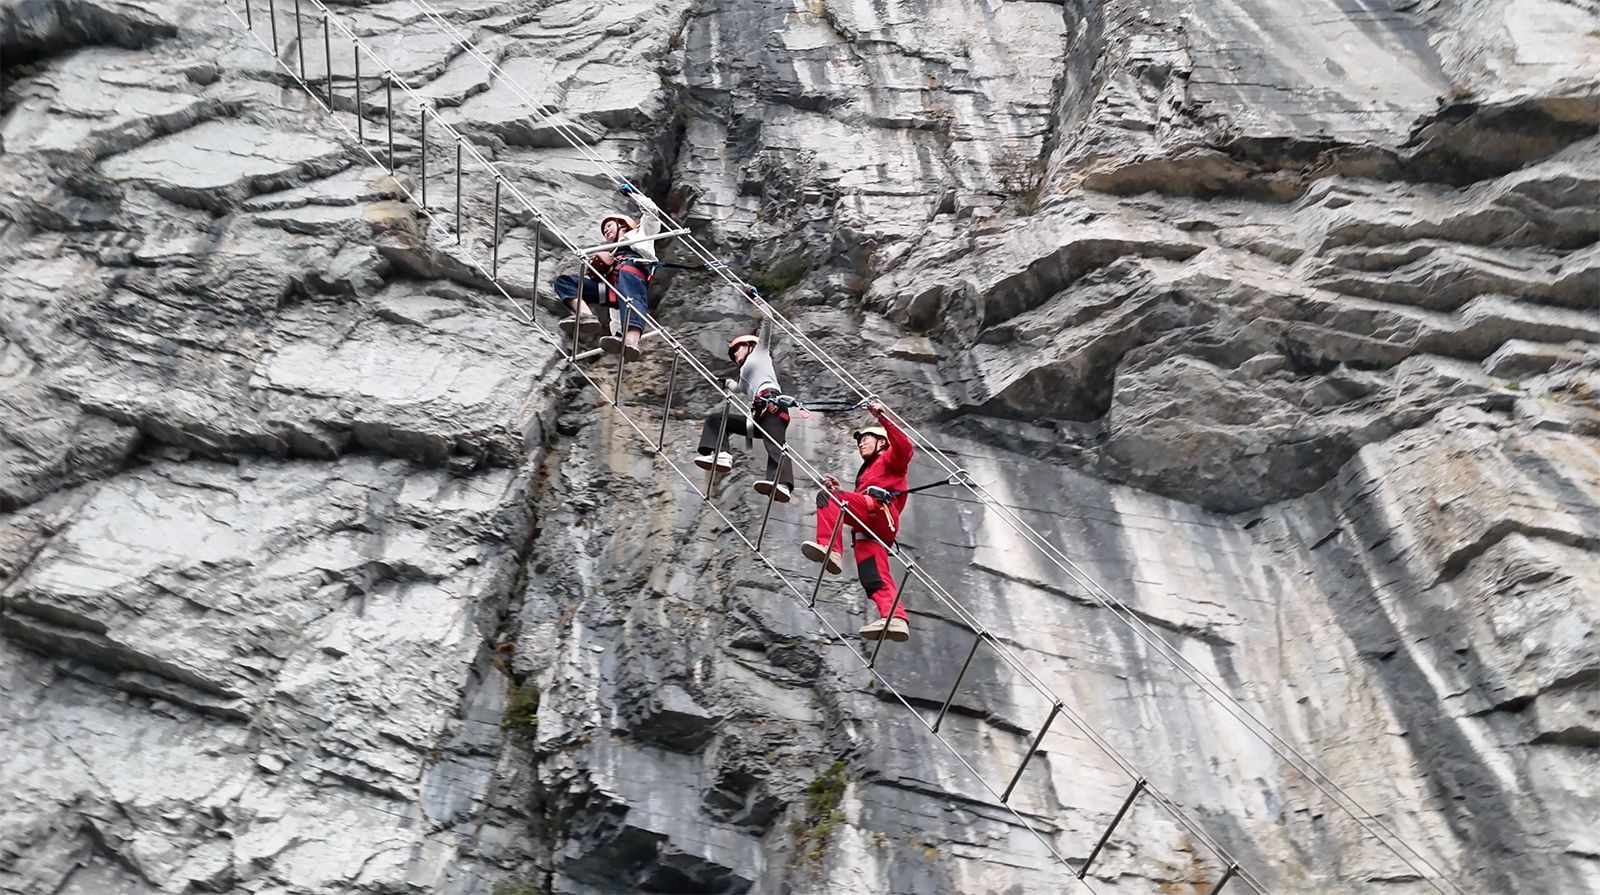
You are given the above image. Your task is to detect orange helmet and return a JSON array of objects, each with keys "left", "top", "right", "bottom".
[
  {"left": 599, "top": 213, "right": 637, "bottom": 236},
  {"left": 728, "top": 334, "right": 759, "bottom": 361}
]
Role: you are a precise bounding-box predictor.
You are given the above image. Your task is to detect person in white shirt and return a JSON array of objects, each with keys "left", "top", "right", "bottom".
[
  {"left": 554, "top": 190, "right": 662, "bottom": 360},
  {"left": 694, "top": 320, "right": 794, "bottom": 502}
]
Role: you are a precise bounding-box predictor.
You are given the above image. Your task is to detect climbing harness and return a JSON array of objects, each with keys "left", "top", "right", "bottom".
[
  {"left": 752, "top": 392, "right": 813, "bottom": 420},
  {"left": 221, "top": 3, "right": 1471, "bottom": 892}
]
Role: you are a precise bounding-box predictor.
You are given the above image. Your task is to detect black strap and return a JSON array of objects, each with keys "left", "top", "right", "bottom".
[{"left": 876, "top": 478, "right": 963, "bottom": 499}]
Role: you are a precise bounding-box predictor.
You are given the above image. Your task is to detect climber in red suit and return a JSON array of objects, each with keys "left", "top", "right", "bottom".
[{"left": 802, "top": 399, "right": 915, "bottom": 643}]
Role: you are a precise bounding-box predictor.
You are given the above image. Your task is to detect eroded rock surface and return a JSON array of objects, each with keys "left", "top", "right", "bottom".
[{"left": 3, "top": 0, "right": 1597, "bottom": 892}]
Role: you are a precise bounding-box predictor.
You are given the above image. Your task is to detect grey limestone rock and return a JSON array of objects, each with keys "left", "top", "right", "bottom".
[{"left": 2, "top": 0, "right": 1597, "bottom": 892}]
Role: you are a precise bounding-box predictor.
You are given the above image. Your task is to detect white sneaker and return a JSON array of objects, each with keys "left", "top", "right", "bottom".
[
  {"left": 860, "top": 617, "right": 909, "bottom": 642},
  {"left": 754, "top": 480, "right": 793, "bottom": 503},
  {"left": 801, "top": 541, "right": 843, "bottom": 574},
  {"left": 694, "top": 451, "right": 734, "bottom": 473}
]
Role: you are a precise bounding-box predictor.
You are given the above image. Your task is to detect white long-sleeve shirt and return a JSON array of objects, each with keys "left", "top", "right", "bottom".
[{"left": 736, "top": 320, "right": 780, "bottom": 399}]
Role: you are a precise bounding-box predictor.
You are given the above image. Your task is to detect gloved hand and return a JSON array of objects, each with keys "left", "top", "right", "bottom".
[
  {"left": 619, "top": 182, "right": 637, "bottom": 195},
  {"left": 724, "top": 378, "right": 739, "bottom": 394}
]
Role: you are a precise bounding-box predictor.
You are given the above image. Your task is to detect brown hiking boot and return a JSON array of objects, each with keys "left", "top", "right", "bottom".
[
  {"left": 859, "top": 617, "right": 909, "bottom": 642},
  {"left": 801, "top": 541, "right": 843, "bottom": 574}
]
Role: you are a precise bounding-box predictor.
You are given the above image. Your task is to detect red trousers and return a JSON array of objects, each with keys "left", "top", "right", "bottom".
[{"left": 816, "top": 490, "right": 907, "bottom": 621}]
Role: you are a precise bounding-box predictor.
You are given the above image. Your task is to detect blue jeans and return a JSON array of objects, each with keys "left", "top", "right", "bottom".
[{"left": 554, "top": 270, "right": 651, "bottom": 333}]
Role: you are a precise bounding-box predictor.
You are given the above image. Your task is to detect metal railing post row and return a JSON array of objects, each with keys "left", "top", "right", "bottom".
[
  {"left": 809, "top": 509, "right": 846, "bottom": 609},
  {"left": 655, "top": 353, "right": 679, "bottom": 452},
  {"left": 322, "top": 13, "right": 331, "bottom": 105},
  {"left": 293, "top": 0, "right": 304, "bottom": 80},
  {"left": 868, "top": 556, "right": 918, "bottom": 667},
  {"left": 933, "top": 632, "right": 986, "bottom": 732},
  {"left": 268, "top": 0, "right": 278, "bottom": 56},
  {"left": 454, "top": 137, "right": 462, "bottom": 244},
  {"left": 1002, "top": 701, "right": 1061, "bottom": 803},
  {"left": 704, "top": 398, "right": 732, "bottom": 498},
  {"left": 1079, "top": 778, "right": 1146, "bottom": 879}
]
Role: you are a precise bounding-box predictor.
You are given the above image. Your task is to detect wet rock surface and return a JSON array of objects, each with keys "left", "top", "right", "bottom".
[{"left": 3, "top": 0, "right": 1598, "bottom": 893}]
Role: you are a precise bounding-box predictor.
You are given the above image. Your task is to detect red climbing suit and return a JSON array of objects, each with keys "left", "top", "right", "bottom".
[{"left": 815, "top": 412, "right": 914, "bottom": 620}]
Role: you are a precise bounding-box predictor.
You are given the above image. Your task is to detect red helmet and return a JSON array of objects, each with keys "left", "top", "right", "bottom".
[
  {"left": 599, "top": 213, "right": 637, "bottom": 236},
  {"left": 728, "top": 334, "right": 759, "bottom": 361}
]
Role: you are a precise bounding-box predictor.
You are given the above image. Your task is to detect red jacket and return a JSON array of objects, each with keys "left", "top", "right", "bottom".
[{"left": 854, "top": 412, "right": 914, "bottom": 524}]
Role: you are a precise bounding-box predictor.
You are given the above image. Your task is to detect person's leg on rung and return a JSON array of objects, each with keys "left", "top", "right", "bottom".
[
  {"left": 853, "top": 526, "right": 909, "bottom": 642},
  {"left": 853, "top": 538, "right": 906, "bottom": 621},
  {"left": 555, "top": 275, "right": 605, "bottom": 330},
  {"left": 805, "top": 489, "right": 877, "bottom": 573},
  {"left": 758, "top": 414, "right": 791, "bottom": 485},
  {"left": 694, "top": 410, "right": 748, "bottom": 471},
  {"left": 614, "top": 269, "right": 650, "bottom": 352}
]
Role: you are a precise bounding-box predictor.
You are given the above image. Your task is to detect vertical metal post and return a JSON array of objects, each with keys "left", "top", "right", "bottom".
[
  {"left": 1001, "top": 702, "right": 1061, "bottom": 802},
  {"left": 353, "top": 41, "right": 362, "bottom": 143},
  {"left": 268, "top": 0, "right": 278, "bottom": 55},
  {"left": 530, "top": 219, "right": 541, "bottom": 324},
  {"left": 1078, "top": 779, "right": 1146, "bottom": 879},
  {"left": 568, "top": 280, "right": 584, "bottom": 361},
  {"left": 808, "top": 510, "right": 846, "bottom": 608},
  {"left": 933, "top": 633, "right": 986, "bottom": 732},
  {"left": 1209, "top": 865, "right": 1239, "bottom": 895},
  {"left": 869, "top": 558, "right": 918, "bottom": 665},
  {"left": 491, "top": 179, "right": 501, "bottom": 279},
  {"left": 655, "top": 353, "right": 679, "bottom": 451},
  {"left": 453, "top": 138, "right": 462, "bottom": 244},
  {"left": 246, "top": 0, "right": 253, "bottom": 30},
  {"left": 385, "top": 75, "right": 394, "bottom": 172},
  {"left": 293, "top": 0, "right": 304, "bottom": 81},
  {"left": 704, "top": 399, "right": 732, "bottom": 498},
  {"left": 419, "top": 107, "right": 427, "bottom": 208},
  {"left": 754, "top": 445, "right": 787, "bottom": 550},
  {"left": 612, "top": 324, "right": 628, "bottom": 405},
  {"left": 321, "top": 13, "right": 331, "bottom": 106}
]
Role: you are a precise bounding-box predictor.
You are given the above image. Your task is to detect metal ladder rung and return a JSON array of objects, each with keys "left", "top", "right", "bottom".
[{"left": 1077, "top": 778, "right": 1145, "bottom": 879}]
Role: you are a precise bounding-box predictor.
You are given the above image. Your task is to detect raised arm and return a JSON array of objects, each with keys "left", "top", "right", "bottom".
[
  {"left": 620, "top": 184, "right": 663, "bottom": 260},
  {"left": 869, "top": 401, "right": 914, "bottom": 476}
]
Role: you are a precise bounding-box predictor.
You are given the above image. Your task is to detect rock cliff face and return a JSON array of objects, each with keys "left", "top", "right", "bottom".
[{"left": 2, "top": 0, "right": 1597, "bottom": 893}]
